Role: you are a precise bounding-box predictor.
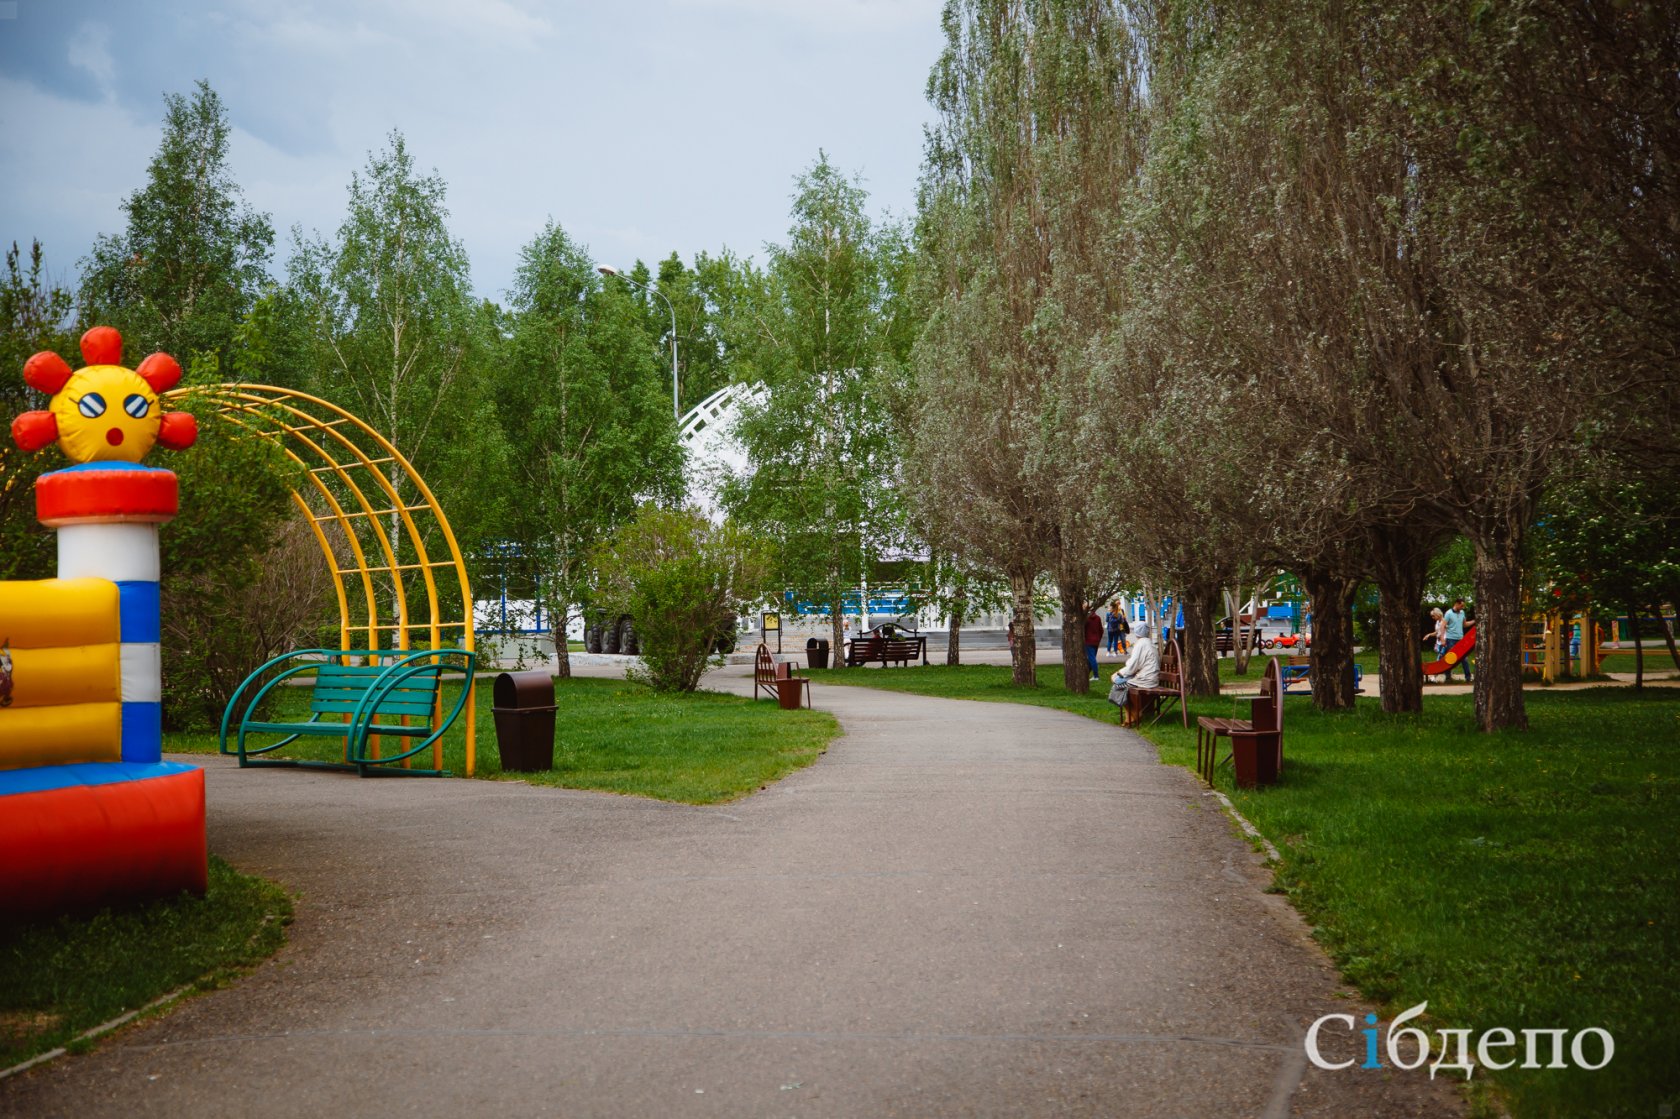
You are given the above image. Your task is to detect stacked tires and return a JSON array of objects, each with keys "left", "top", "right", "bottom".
[
  {"left": 582, "top": 615, "right": 737, "bottom": 655},
  {"left": 583, "top": 615, "right": 638, "bottom": 655}
]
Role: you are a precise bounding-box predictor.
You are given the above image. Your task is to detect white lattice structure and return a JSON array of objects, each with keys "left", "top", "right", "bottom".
[{"left": 678, "top": 383, "right": 761, "bottom": 523}]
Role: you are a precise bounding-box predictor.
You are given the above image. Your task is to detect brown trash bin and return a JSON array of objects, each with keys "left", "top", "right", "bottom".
[
  {"left": 776, "top": 677, "right": 804, "bottom": 710},
  {"left": 1231, "top": 731, "right": 1279, "bottom": 788},
  {"left": 492, "top": 670, "right": 557, "bottom": 772}
]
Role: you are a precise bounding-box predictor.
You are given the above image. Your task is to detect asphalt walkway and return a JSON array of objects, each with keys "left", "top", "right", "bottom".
[{"left": 1, "top": 666, "right": 1458, "bottom": 1117}]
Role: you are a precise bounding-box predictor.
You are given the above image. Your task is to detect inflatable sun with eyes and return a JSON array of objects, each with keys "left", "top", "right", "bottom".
[{"left": 11, "top": 326, "right": 197, "bottom": 464}]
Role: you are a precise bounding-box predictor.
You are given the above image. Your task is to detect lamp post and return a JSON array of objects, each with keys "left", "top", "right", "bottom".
[{"left": 598, "top": 264, "right": 679, "bottom": 420}]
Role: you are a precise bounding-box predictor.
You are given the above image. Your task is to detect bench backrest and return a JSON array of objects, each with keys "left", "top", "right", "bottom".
[
  {"left": 310, "top": 660, "right": 442, "bottom": 721},
  {"left": 848, "top": 637, "right": 885, "bottom": 660},
  {"left": 883, "top": 639, "right": 922, "bottom": 659},
  {"left": 1251, "top": 657, "right": 1283, "bottom": 733},
  {"left": 1159, "top": 638, "right": 1184, "bottom": 693},
  {"left": 755, "top": 643, "right": 775, "bottom": 684}
]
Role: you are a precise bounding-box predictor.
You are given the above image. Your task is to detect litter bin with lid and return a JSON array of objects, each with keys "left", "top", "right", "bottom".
[
  {"left": 491, "top": 670, "right": 557, "bottom": 772},
  {"left": 806, "top": 637, "right": 830, "bottom": 670}
]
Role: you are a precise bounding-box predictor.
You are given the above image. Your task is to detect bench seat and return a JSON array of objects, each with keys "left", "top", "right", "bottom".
[{"left": 220, "top": 648, "right": 474, "bottom": 777}]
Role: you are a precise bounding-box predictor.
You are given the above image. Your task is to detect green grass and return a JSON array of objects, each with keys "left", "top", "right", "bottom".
[
  {"left": 815, "top": 662, "right": 1678, "bottom": 1118},
  {"left": 0, "top": 856, "right": 291, "bottom": 1069},
  {"left": 168, "top": 676, "right": 839, "bottom": 805}
]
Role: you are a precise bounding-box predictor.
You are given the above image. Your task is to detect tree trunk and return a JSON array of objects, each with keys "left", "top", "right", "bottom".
[
  {"left": 830, "top": 590, "right": 846, "bottom": 673},
  {"left": 1180, "top": 581, "right": 1221, "bottom": 698},
  {"left": 1368, "top": 525, "right": 1432, "bottom": 714},
  {"left": 1009, "top": 566, "right": 1037, "bottom": 687},
  {"left": 1298, "top": 566, "right": 1359, "bottom": 711},
  {"left": 1651, "top": 602, "right": 1680, "bottom": 672},
  {"left": 1629, "top": 608, "right": 1644, "bottom": 690},
  {"left": 1471, "top": 533, "right": 1528, "bottom": 731},
  {"left": 1059, "top": 576, "right": 1089, "bottom": 695},
  {"left": 1227, "top": 580, "right": 1253, "bottom": 676},
  {"left": 946, "top": 588, "right": 966, "bottom": 666},
  {"left": 553, "top": 608, "right": 572, "bottom": 680}
]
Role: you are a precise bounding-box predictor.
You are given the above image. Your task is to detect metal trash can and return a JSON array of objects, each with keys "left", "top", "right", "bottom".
[
  {"left": 491, "top": 670, "right": 557, "bottom": 772},
  {"left": 806, "top": 637, "right": 830, "bottom": 670}
]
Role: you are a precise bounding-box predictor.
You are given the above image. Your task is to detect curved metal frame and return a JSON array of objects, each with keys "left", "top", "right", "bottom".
[{"left": 174, "top": 384, "right": 479, "bottom": 775}]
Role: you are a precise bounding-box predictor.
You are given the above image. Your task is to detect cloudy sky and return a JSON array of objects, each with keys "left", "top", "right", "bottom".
[{"left": 0, "top": 0, "right": 946, "bottom": 300}]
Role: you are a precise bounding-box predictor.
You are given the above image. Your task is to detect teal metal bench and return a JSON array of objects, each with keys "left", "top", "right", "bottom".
[{"left": 220, "top": 648, "right": 475, "bottom": 776}]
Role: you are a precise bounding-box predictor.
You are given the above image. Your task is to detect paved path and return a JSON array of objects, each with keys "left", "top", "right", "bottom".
[{"left": 2, "top": 669, "right": 1457, "bottom": 1117}]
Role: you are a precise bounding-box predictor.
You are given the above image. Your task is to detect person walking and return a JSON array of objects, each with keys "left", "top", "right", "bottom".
[
  {"left": 1108, "top": 620, "right": 1161, "bottom": 727},
  {"left": 1442, "top": 598, "right": 1472, "bottom": 682},
  {"left": 1105, "top": 601, "right": 1124, "bottom": 655},
  {"left": 1425, "top": 607, "right": 1447, "bottom": 682},
  {"left": 1083, "top": 601, "right": 1104, "bottom": 681}
]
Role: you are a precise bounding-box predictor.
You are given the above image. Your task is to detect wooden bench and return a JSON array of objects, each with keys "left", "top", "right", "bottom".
[
  {"left": 1197, "top": 657, "right": 1281, "bottom": 784},
  {"left": 844, "top": 635, "right": 927, "bottom": 667},
  {"left": 755, "top": 643, "right": 811, "bottom": 708},
  {"left": 1127, "top": 637, "right": 1188, "bottom": 728},
  {"left": 1279, "top": 654, "right": 1362, "bottom": 694},
  {"left": 220, "top": 648, "right": 475, "bottom": 776}
]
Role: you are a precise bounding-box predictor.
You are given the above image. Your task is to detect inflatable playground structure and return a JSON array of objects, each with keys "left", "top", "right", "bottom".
[{"left": 2, "top": 328, "right": 478, "bottom": 919}]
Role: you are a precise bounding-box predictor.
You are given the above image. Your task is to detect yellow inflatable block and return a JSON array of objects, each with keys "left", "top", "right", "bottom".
[
  {"left": 0, "top": 579, "right": 119, "bottom": 648},
  {"left": 4, "top": 644, "right": 120, "bottom": 708},
  {"left": 0, "top": 703, "right": 122, "bottom": 769}
]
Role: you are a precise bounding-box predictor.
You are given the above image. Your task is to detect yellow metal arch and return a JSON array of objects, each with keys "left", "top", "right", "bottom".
[{"left": 168, "top": 384, "right": 479, "bottom": 775}]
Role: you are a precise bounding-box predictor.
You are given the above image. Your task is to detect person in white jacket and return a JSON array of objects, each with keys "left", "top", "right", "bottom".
[{"left": 1108, "top": 620, "right": 1160, "bottom": 723}]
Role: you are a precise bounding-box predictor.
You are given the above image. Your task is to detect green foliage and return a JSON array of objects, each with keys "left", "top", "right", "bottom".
[
  {"left": 78, "top": 80, "right": 274, "bottom": 373},
  {"left": 725, "top": 154, "right": 910, "bottom": 628},
  {"left": 0, "top": 856, "right": 291, "bottom": 1068},
  {"left": 287, "top": 130, "right": 510, "bottom": 566},
  {"left": 0, "top": 239, "right": 75, "bottom": 581},
  {"left": 1535, "top": 473, "right": 1680, "bottom": 623},
  {"left": 590, "top": 505, "right": 772, "bottom": 692},
  {"left": 156, "top": 404, "right": 314, "bottom": 729},
  {"left": 495, "top": 223, "right": 683, "bottom": 645}
]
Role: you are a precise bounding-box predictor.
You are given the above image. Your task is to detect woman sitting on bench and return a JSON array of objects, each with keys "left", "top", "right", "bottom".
[{"left": 1107, "top": 620, "right": 1159, "bottom": 727}]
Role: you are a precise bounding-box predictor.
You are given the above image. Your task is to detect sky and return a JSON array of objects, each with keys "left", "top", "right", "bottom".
[{"left": 0, "top": 0, "right": 947, "bottom": 301}]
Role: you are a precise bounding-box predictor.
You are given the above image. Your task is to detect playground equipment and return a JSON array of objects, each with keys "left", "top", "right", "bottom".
[
  {"left": 1422, "top": 623, "right": 1477, "bottom": 679},
  {"left": 1, "top": 328, "right": 206, "bottom": 917},
  {"left": 171, "top": 385, "right": 480, "bottom": 776}
]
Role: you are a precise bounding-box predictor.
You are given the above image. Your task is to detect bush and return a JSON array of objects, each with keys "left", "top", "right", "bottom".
[{"left": 590, "top": 506, "right": 771, "bottom": 692}]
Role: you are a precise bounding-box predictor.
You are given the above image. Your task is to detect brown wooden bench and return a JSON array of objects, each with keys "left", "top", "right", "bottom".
[
  {"left": 1127, "top": 637, "right": 1188, "bottom": 728},
  {"left": 844, "top": 635, "right": 927, "bottom": 667},
  {"left": 755, "top": 643, "right": 810, "bottom": 708},
  {"left": 1197, "top": 657, "right": 1281, "bottom": 784}
]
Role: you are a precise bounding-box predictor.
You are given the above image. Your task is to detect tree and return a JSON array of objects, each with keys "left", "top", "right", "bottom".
[
  {"left": 288, "top": 131, "right": 507, "bottom": 613},
  {"left": 725, "top": 155, "right": 908, "bottom": 668},
  {"left": 590, "top": 505, "right": 772, "bottom": 692},
  {"left": 79, "top": 80, "right": 274, "bottom": 375},
  {"left": 0, "top": 240, "right": 75, "bottom": 580},
  {"left": 912, "top": 0, "right": 1145, "bottom": 691},
  {"left": 496, "top": 221, "right": 683, "bottom": 678}
]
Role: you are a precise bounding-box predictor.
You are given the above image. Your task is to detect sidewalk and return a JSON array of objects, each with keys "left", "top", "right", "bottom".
[{"left": 2, "top": 665, "right": 1459, "bottom": 1117}]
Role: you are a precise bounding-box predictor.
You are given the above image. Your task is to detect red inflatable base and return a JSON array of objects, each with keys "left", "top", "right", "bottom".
[{"left": 0, "top": 765, "right": 207, "bottom": 919}]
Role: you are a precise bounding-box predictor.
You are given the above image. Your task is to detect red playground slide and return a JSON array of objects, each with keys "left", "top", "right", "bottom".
[{"left": 1423, "top": 623, "right": 1476, "bottom": 677}]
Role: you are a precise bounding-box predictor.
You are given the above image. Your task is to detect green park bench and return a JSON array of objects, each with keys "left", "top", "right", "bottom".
[{"left": 220, "top": 648, "right": 475, "bottom": 776}]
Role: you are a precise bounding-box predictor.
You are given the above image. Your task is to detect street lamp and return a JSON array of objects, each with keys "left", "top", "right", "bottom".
[{"left": 598, "top": 264, "right": 679, "bottom": 420}]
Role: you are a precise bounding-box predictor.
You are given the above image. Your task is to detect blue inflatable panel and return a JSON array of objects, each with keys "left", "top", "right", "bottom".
[
  {"left": 121, "top": 700, "right": 163, "bottom": 763},
  {"left": 116, "top": 580, "right": 161, "bottom": 642},
  {"left": 0, "top": 759, "right": 199, "bottom": 796}
]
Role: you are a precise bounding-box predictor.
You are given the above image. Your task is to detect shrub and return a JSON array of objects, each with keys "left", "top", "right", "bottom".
[{"left": 590, "top": 505, "right": 771, "bottom": 692}]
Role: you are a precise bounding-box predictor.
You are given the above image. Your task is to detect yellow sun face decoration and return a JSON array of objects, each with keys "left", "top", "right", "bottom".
[{"left": 12, "top": 326, "right": 196, "bottom": 465}]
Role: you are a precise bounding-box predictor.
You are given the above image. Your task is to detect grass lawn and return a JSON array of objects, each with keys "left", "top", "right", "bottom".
[
  {"left": 0, "top": 857, "right": 291, "bottom": 1070},
  {"left": 815, "top": 662, "right": 1677, "bottom": 1118},
  {"left": 167, "top": 676, "right": 839, "bottom": 805}
]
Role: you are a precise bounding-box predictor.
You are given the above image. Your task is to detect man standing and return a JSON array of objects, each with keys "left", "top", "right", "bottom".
[
  {"left": 1084, "top": 601, "right": 1104, "bottom": 681},
  {"left": 1442, "top": 597, "right": 1473, "bottom": 682}
]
